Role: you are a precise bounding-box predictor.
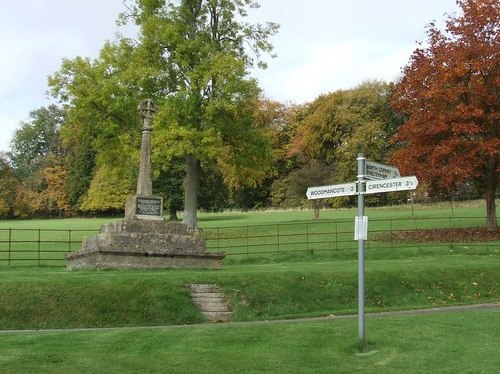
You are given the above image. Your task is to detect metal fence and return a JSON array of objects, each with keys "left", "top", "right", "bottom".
[
  {"left": 203, "top": 216, "right": 498, "bottom": 260},
  {"left": 0, "top": 229, "right": 98, "bottom": 267},
  {"left": 0, "top": 216, "right": 497, "bottom": 267}
]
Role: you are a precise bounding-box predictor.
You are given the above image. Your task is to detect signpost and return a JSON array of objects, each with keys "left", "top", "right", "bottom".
[{"left": 306, "top": 155, "right": 418, "bottom": 346}]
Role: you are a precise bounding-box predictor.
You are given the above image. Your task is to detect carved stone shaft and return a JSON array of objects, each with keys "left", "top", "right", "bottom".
[
  {"left": 136, "top": 99, "right": 157, "bottom": 196},
  {"left": 137, "top": 124, "right": 152, "bottom": 195}
]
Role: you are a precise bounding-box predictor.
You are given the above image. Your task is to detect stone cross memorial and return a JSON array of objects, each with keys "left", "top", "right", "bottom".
[
  {"left": 66, "top": 99, "right": 225, "bottom": 270},
  {"left": 125, "top": 99, "right": 163, "bottom": 219}
]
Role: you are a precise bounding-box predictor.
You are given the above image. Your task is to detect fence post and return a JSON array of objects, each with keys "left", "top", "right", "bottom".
[
  {"left": 38, "top": 228, "right": 41, "bottom": 267},
  {"left": 68, "top": 229, "right": 72, "bottom": 253},
  {"left": 390, "top": 218, "right": 394, "bottom": 250},
  {"left": 335, "top": 221, "right": 338, "bottom": 251},
  {"left": 277, "top": 223, "right": 280, "bottom": 255},
  {"left": 8, "top": 228, "right": 12, "bottom": 266},
  {"left": 246, "top": 225, "right": 249, "bottom": 255},
  {"left": 217, "top": 227, "right": 220, "bottom": 252},
  {"left": 306, "top": 222, "right": 309, "bottom": 251}
]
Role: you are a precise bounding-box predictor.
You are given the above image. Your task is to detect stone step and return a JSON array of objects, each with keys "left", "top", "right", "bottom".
[
  {"left": 201, "top": 311, "right": 234, "bottom": 322},
  {"left": 191, "top": 293, "right": 226, "bottom": 300},
  {"left": 188, "top": 283, "right": 233, "bottom": 323},
  {"left": 188, "top": 284, "right": 219, "bottom": 292},
  {"left": 195, "top": 304, "right": 231, "bottom": 313}
]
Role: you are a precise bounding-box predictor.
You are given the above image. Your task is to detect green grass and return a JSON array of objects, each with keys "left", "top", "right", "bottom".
[
  {"left": 0, "top": 310, "right": 498, "bottom": 373},
  {"left": 0, "top": 255, "right": 498, "bottom": 329},
  {"left": 0, "top": 201, "right": 498, "bottom": 372}
]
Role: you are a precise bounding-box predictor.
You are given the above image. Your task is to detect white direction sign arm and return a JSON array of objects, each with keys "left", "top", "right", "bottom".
[
  {"left": 306, "top": 183, "right": 356, "bottom": 200},
  {"left": 365, "top": 160, "right": 401, "bottom": 180},
  {"left": 365, "top": 176, "right": 418, "bottom": 195}
]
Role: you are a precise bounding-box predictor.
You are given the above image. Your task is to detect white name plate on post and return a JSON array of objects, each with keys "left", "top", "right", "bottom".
[{"left": 354, "top": 216, "right": 368, "bottom": 240}]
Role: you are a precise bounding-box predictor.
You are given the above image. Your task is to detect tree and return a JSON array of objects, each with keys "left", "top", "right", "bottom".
[
  {"left": 0, "top": 153, "right": 19, "bottom": 218},
  {"left": 9, "top": 105, "right": 64, "bottom": 181},
  {"left": 390, "top": 0, "right": 499, "bottom": 229},
  {"left": 37, "top": 164, "right": 71, "bottom": 217},
  {"left": 289, "top": 81, "right": 400, "bottom": 166},
  {"left": 49, "top": 40, "right": 147, "bottom": 213},
  {"left": 253, "top": 99, "right": 300, "bottom": 208},
  {"left": 80, "top": 162, "right": 135, "bottom": 214},
  {"left": 284, "top": 160, "right": 334, "bottom": 219},
  {"left": 286, "top": 81, "right": 402, "bottom": 208},
  {"left": 123, "top": 0, "right": 278, "bottom": 229}
]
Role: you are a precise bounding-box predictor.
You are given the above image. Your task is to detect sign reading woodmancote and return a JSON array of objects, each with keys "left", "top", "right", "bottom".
[
  {"left": 306, "top": 183, "right": 357, "bottom": 200},
  {"left": 136, "top": 196, "right": 163, "bottom": 216}
]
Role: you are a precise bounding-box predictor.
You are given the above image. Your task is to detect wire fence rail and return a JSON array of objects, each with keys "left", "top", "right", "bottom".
[{"left": 0, "top": 217, "right": 498, "bottom": 267}]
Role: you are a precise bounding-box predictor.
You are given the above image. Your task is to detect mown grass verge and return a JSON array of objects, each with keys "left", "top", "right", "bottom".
[{"left": 0, "top": 310, "right": 498, "bottom": 373}]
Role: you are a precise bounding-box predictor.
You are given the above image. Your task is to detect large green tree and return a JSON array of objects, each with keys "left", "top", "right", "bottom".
[
  {"left": 286, "top": 81, "right": 403, "bottom": 207},
  {"left": 390, "top": 0, "right": 499, "bottom": 229},
  {"left": 7, "top": 105, "right": 72, "bottom": 217},
  {"left": 49, "top": 41, "right": 149, "bottom": 213},
  {"left": 123, "top": 0, "right": 278, "bottom": 229},
  {"left": 8, "top": 105, "right": 64, "bottom": 181}
]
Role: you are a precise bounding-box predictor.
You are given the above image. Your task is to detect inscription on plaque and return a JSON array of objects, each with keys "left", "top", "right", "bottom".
[{"left": 136, "top": 197, "right": 162, "bottom": 216}]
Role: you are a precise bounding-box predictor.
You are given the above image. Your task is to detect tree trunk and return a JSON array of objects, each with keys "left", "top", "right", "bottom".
[
  {"left": 168, "top": 207, "right": 178, "bottom": 221},
  {"left": 313, "top": 200, "right": 320, "bottom": 220},
  {"left": 183, "top": 154, "right": 201, "bottom": 231},
  {"left": 485, "top": 157, "right": 498, "bottom": 230}
]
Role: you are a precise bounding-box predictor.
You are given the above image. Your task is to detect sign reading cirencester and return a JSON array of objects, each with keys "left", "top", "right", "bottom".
[
  {"left": 365, "top": 160, "right": 400, "bottom": 180},
  {"left": 306, "top": 183, "right": 356, "bottom": 199},
  {"left": 365, "top": 176, "right": 418, "bottom": 194}
]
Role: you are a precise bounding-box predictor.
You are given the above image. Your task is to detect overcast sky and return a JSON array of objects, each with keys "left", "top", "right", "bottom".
[{"left": 0, "top": 0, "right": 458, "bottom": 153}]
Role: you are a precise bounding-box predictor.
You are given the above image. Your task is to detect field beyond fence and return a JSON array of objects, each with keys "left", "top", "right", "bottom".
[{"left": 1, "top": 215, "right": 498, "bottom": 267}]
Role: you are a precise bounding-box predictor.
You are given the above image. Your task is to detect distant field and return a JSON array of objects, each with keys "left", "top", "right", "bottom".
[
  {"left": 0, "top": 199, "right": 495, "bottom": 230},
  {"left": 0, "top": 200, "right": 497, "bottom": 267}
]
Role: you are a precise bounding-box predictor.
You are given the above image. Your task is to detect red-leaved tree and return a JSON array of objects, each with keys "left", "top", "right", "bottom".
[{"left": 390, "top": 0, "right": 499, "bottom": 229}]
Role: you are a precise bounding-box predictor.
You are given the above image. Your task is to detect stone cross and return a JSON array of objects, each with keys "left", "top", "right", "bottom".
[{"left": 136, "top": 99, "right": 157, "bottom": 196}]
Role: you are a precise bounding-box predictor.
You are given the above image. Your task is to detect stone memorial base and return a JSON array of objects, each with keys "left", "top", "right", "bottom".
[{"left": 66, "top": 219, "right": 225, "bottom": 271}]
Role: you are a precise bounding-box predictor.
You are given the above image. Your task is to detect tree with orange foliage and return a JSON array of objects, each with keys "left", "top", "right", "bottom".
[{"left": 390, "top": 0, "right": 499, "bottom": 229}]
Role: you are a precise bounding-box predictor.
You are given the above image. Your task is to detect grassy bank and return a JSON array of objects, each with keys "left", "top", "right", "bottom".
[
  {"left": 0, "top": 310, "right": 498, "bottom": 373},
  {"left": 1, "top": 254, "right": 498, "bottom": 329}
]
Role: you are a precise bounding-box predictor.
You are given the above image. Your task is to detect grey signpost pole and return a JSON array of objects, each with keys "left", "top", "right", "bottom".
[
  {"left": 306, "top": 154, "right": 417, "bottom": 346},
  {"left": 357, "top": 153, "right": 366, "bottom": 345}
]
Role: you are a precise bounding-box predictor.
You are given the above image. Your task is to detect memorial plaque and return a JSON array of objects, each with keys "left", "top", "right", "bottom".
[{"left": 135, "top": 196, "right": 163, "bottom": 217}]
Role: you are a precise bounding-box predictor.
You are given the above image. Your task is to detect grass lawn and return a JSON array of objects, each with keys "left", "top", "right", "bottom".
[
  {"left": 0, "top": 310, "right": 498, "bottom": 373},
  {"left": 0, "top": 201, "right": 498, "bottom": 372}
]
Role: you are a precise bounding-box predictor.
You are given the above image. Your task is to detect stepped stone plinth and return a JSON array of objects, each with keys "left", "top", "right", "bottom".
[{"left": 66, "top": 219, "right": 225, "bottom": 270}]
